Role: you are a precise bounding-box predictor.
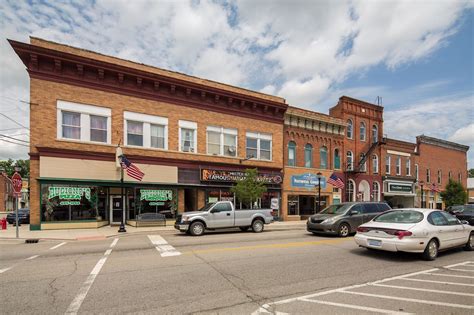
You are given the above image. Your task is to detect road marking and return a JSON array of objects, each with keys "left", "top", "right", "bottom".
[
  {"left": 372, "top": 283, "right": 474, "bottom": 297},
  {"left": 298, "top": 298, "right": 413, "bottom": 314},
  {"left": 0, "top": 266, "right": 14, "bottom": 274},
  {"left": 443, "top": 261, "right": 473, "bottom": 268},
  {"left": 49, "top": 242, "right": 67, "bottom": 250},
  {"left": 447, "top": 268, "right": 474, "bottom": 272},
  {"left": 148, "top": 235, "right": 181, "bottom": 257},
  {"left": 65, "top": 238, "right": 119, "bottom": 315},
  {"left": 426, "top": 272, "right": 474, "bottom": 279},
  {"left": 25, "top": 255, "right": 39, "bottom": 260},
  {"left": 339, "top": 290, "right": 474, "bottom": 309},
  {"left": 401, "top": 278, "right": 474, "bottom": 287},
  {"left": 184, "top": 238, "right": 351, "bottom": 255}
]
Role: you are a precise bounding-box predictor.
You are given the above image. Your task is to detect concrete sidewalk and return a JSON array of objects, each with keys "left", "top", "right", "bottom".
[{"left": 0, "top": 220, "right": 307, "bottom": 241}]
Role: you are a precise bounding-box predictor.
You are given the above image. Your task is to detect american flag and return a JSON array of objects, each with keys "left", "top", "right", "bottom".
[
  {"left": 430, "top": 183, "right": 441, "bottom": 193},
  {"left": 328, "top": 173, "right": 345, "bottom": 189},
  {"left": 120, "top": 155, "right": 144, "bottom": 181}
]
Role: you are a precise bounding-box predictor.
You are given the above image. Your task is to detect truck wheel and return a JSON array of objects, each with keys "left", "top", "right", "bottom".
[
  {"left": 422, "top": 239, "right": 438, "bottom": 260},
  {"left": 464, "top": 232, "right": 473, "bottom": 251},
  {"left": 190, "top": 222, "right": 205, "bottom": 236},
  {"left": 239, "top": 226, "right": 250, "bottom": 232},
  {"left": 252, "top": 219, "right": 264, "bottom": 233}
]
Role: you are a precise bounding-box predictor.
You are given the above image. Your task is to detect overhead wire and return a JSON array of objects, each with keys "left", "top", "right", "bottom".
[
  {"left": 0, "top": 134, "right": 29, "bottom": 143},
  {"left": 0, "top": 112, "right": 29, "bottom": 130},
  {"left": 0, "top": 138, "right": 29, "bottom": 147}
]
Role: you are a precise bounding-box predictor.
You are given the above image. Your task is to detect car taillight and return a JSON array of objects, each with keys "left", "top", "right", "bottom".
[
  {"left": 357, "top": 227, "right": 369, "bottom": 233},
  {"left": 395, "top": 230, "right": 412, "bottom": 239}
]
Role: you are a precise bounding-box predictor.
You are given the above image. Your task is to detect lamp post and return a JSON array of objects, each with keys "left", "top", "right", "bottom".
[
  {"left": 316, "top": 172, "right": 322, "bottom": 213},
  {"left": 419, "top": 180, "right": 424, "bottom": 208}
]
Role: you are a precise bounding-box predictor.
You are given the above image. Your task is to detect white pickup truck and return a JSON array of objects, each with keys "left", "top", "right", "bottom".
[{"left": 174, "top": 201, "right": 275, "bottom": 236}]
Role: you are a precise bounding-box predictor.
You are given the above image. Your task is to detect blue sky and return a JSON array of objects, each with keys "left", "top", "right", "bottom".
[{"left": 0, "top": 0, "right": 473, "bottom": 166}]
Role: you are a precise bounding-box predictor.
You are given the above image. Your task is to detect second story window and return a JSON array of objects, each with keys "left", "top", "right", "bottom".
[
  {"left": 90, "top": 115, "right": 107, "bottom": 143},
  {"left": 320, "top": 146, "right": 328, "bottom": 169},
  {"left": 246, "top": 132, "right": 272, "bottom": 161},
  {"left": 347, "top": 119, "right": 353, "bottom": 139},
  {"left": 448, "top": 171, "right": 452, "bottom": 180},
  {"left": 62, "top": 111, "right": 81, "bottom": 140},
  {"left": 372, "top": 154, "right": 378, "bottom": 173},
  {"left": 415, "top": 164, "right": 419, "bottom": 181},
  {"left": 359, "top": 153, "right": 366, "bottom": 172},
  {"left": 426, "top": 168, "right": 431, "bottom": 183},
  {"left": 151, "top": 124, "right": 165, "bottom": 149},
  {"left": 127, "top": 121, "right": 143, "bottom": 146},
  {"left": 406, "top": 158, "right": 411, "bottom": 176},
  {"left": 334, "top": 148, "right": 341, "bottom": 169},
  {"left": 288, "top": 141, "right": 296, "bottom": 166},
  {"left": 206, "top": 126, "right": 237, "bottom": 157},
  {"left": 396, "top": 156, "right": 401, "bottom": 175},
  {"left": 346, "top": 151, "right": 353, "bottom": 171},
  {"left": 360, "top": 122, "right": 366, "bottom": 141},
  {"left": 438, "top": 169, "right": 442, "bottom": 185},
  {"left": 385, "top": 155, "right": 391, "bottom": 174},
  {"left": 304, "top": 144, "right": 313, "bottom": 168},
  {"left": 372, "top": 124, "right": 378, "bottom": 144},
  {"left": 124, "top": 111, "right": 168, "bottom": 149}
]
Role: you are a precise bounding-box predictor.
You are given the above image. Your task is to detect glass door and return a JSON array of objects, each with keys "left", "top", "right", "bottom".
[{"left": 110, "top": 195, "right": 123, "bottom": 225}]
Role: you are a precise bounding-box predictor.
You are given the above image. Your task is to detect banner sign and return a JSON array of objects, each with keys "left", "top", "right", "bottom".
[
  {"left": 140, "top": 190, "right": 173, "bottom": 201},
  {"left": 201, "top": 169, "right": 283, "bottom": 184},
  {"left": 48, "top": 187, "right": 91, "bottom": 200},
  {"left": 388, "top": 183, "right": 413, "bottom": 193},
  {"left": 291, "top": 173, "right": 327, "bottom": 189}
]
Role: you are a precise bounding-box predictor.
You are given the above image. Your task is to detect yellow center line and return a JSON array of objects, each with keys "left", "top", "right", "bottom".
[{"left": 181, "top": 237, "right": 353, "bottom": 255}]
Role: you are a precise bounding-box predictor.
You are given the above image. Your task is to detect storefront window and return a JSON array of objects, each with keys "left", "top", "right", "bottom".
[
  {"left": 136, "top": 188, "right": 177, "bottom": 219},
  {"left": 288, "top": 195, "right": 299, "bottom": 215}
]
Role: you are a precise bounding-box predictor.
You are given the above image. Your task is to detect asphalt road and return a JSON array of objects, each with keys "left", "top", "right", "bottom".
[{"left": 0, "top": 228, "right": 473, "bottom": 314}]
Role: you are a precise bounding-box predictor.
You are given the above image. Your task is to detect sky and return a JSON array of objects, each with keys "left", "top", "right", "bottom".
[{"left": 0, "top": 0, "right": 473, "bottom": 166}]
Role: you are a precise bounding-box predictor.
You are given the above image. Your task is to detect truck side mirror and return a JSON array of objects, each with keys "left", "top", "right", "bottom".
[{"left": 210, "top": 208, "right": 218, "bottom": 213}]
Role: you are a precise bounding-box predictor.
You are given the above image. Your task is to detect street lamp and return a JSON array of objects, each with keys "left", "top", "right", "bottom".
[
  {"left": 419, "top": 180, "right": 425, "bottom": 208},
  {"left": 316, "top": 172, "right": 322, "bottom": 213}
]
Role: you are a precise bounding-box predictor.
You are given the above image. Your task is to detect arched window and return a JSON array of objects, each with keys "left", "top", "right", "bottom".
[
  {"left": 406, "top": 158, "right": 411, "bottom": 176},
  {"left": 372, "top": 182, "right": 380, "bottom": 202},
  {"left": 288, "top": 141, "right": 296, "bottom": 166},
  {"left": 347, "top": 119, "right": 353, "bottom": 139},
  {"left": 437, "top": 169, "right": 442, "bottom": 185},
  {"left": 347, "top": 180, "right": 355, "bottom": 202},
  {"left": 372, "top": 154, "right": 378, "bottom": 173},
  {"left": 334, "top": 148, "right": 341, "bottom": 169},
  {"left": 360, "top": 122, "right": 366, "bottom": 141},
  {"left": 359, "top": 153, "right": 367, "bottom": 172},
  {"left": 320, "top": 146, "right": 328, "bottom": 169},
  {"left": 372, "top": 124, "right": 378, "bottom": 144},
  {"left": 304, "top": 144, "right": 313, "bottom": 168},
  {"left": 346, "top": 151, "right": 353, "bottom": 171}
]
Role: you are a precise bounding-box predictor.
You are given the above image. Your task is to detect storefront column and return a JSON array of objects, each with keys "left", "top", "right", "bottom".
[
  {"left": 178, "top": 189, "right": 185, "bottom": 214},
  {"left": 281, "top": 193, "right": 288, "bottom": 221},
  {"left": 29, "top": 159, "right": 41, "bottom": 230}
]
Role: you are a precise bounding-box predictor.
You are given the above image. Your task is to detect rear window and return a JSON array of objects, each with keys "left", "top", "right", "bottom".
[
  {"left": 374, "top": 210, "right": 423, "bottom": 223},
  {"left": 377, "top": 203, "right": 391, "bottom": 212}
]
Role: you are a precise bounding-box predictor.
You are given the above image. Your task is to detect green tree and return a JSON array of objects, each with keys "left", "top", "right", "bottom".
[
  {"left": 231, "top": 168, "right": 267, "bottom": 209},
  {"left": 440, "top": 179, "right": 467, "bottom": 207},
  {"left": 0, "top": 159, "right": 30, "bottom": 177},
  {"left": 469, "top": 168, "right": 474, "bottom": 178}
]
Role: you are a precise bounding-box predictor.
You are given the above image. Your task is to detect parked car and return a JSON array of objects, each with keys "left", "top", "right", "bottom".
[
  {"left": 6, "top": 208, "right": 30, "bottom": 224},
  {"left": 448, "top": 204, "right": 474, "bottom": 226},
  {"left": 174, "top": 201, "right": 274, "bottom": 236},
  {"left": 354, "top": 208, "right": 473, "bottom": 260},
  {"left": 307, "top": 202, "right": 391, "bottom": 237}
]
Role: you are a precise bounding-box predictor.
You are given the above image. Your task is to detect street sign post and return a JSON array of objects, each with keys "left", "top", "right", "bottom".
[{"left": 12, "top": 172, "right": 22, "bottom": 239}]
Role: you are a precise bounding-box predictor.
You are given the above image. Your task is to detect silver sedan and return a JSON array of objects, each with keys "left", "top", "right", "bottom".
[{"left": 354, "top": 208, "right": 474, "bottom": 260}]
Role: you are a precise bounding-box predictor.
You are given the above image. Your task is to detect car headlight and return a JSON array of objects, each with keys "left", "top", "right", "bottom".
[
  {"left": 181, "top": 216, "right": 189, "bottom": 223},
  {"left": 322, "top": 217, "right": 338, "bottom": 224}
]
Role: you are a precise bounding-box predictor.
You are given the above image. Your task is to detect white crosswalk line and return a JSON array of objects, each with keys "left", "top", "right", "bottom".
[
  {"left": 299, "top": 298, "right": 413, "bottom": 314},
  {"left": 372, "top": 283, "right": 474, "bottom": 297},
  {"left": 446, "top": 268, "right": 474, "bottom": 272},
  {"left": 426, "top": 272, "right": 474, "bottom": 279},
  {"left": 25, "top": 255, "right": 39, "bottom": 260},
  {"left": 49, "top": 242, "right": 67, "bottom": 250},
  {"left": 401, "top": 277, "right": 474, "bottom": 287},
  {"left": 148, "top": 235, "right": 181, "bottom": 257}
]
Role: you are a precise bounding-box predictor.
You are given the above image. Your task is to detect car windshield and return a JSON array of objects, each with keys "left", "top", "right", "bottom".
[
  {"left": 374, "top": 210, "right": 423, "bottom": 223},
  {"left": 197, "top": 203, "right": 215, "bottom": 212},
  {"left": 319, "top": 204, "right": 351, "bottom": 215}
]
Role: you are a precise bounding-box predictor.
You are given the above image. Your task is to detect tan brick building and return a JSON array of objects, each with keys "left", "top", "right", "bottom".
[{"left": 10, "top": 37, "right": 287, "bottom": 230}]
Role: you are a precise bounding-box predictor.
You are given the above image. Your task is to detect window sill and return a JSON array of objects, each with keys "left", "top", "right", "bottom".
[{"left": 56, "top": 138, "right": 114, "bottom": 147}]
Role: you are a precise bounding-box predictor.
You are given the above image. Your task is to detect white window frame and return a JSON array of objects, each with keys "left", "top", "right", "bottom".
[
  {"left": 206, "top": 126, "right": 238, "bottom": 157},
  {"left": 415, "top": 164, "right": 419, "bottom": 181},
  {"left": 246, "top": 132, "right": 272, "bottom": 161},
  {"left": 347, "top": 179, "right": 355, "bottom": 202},
  {"left": 372, "top": 124, "right": 378, "bottom": 144},
  {"left": 124, "top": 111, "right": 168, "bottom": 149},
  {"left": 57, "top": 100, "right": 111, "bottom": 144},
  {"left": 385, "top": 155, "right": 391, "bottom": 174},
  {"left": 360, "top": 122, "right": 366, "bottom": 141},
  {"left": 372, "top": 154, "right": 378, "bottom": 174},
  {"left": 347, "top": 119, "right": 353, "bottom": 139},
  {"left": 406, "top": 158, "right": 411, "bottom": 176},
  {"left": 179, "top": 120, "right": 197, "bottom": 153},
  {"left": 372, "top": 181, "right": 380, "bottom": 202}
]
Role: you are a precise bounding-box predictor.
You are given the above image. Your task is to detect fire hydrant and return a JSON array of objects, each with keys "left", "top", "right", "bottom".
[{"left": 1, "top": 218, "right": 6, "bottom": 230}]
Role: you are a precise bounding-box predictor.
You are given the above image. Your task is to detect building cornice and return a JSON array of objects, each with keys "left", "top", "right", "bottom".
[
  {"left": 417, "top": 135, "right": 469, "bottom": 152},
  {"left": 9, "top": 39, "right": 287, "bottom": 124}
]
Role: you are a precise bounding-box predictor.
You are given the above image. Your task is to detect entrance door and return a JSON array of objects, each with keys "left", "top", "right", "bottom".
[{"left": 110, "top": 195, "right": 124, "bottom": 225}]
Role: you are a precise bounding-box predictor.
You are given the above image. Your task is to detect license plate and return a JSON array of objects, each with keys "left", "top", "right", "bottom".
[{"left": 368, "top": 239, "right": 382, "bottom": 247}]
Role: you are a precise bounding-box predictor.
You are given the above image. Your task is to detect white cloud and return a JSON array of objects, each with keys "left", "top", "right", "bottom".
[{"left": 449, "top": 123, "right": 474, "bottom": 146}]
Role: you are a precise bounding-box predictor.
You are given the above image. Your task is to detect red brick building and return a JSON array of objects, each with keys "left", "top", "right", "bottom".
[{"left": 0, "top": 174, "right": 14, "bottom": 212}]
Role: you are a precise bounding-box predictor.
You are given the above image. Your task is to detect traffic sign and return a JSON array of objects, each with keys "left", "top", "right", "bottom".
[{"left": 12, "top": 172, "right": 22, "bottom": 197}]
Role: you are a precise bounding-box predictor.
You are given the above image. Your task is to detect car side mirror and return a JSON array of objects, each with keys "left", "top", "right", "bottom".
[
  {"left": 461, "top": 220, "right": 469, "bottom": 225},
  {"left": 349, "top": 210, "right": 359, "bottom": 215}
]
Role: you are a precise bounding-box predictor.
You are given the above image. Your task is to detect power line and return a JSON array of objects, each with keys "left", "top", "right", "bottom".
[
  {"left": 0, "top": 134, "right": 29, "bottom": 143},
  {"left": 0, "top": 138, "right": 29, "bottom": 147},
  {"left": 0, "top": 127, "right": 24, "bottom": 132},
  {"left": 0, "top": 112, "right": 29, "bottom": 130}
]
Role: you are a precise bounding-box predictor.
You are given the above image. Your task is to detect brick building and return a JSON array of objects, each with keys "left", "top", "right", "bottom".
[
  {"left": 10, "top": 37, "right": 287, "bottom": 230},
  {"left": 329, "top": 96, "right": 384, "bottom": 203},
  {"left": 282, "top": 106, "right": 345, "bottom": 220},
  {"left": 0, "top": 174, "right": 14, "bottom": 212}
]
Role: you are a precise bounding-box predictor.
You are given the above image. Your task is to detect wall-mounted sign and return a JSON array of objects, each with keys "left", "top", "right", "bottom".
[
  {"left": 201, "top": 169, "right": 283, "bottom": 184},
  {"left": 60, "top": 201, "right": 81, "bottom": 206},
  {"left": 149, "top": 202, "right": 165, "bottom": 206},
  {"left": 48, "top": 187, "right": 91, "bottom": 200},
  {"left": 388, "top": 183, "right": 413, "bottom": 193},
  {"left": 291, "top": 173, "right": 327, "bottom": 189},
  {"left": 140, "top": 190, "right": 173, "bottom": 201}
]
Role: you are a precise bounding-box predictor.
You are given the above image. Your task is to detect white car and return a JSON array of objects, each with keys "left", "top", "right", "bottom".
[{"left": 354, "top": 208, "right": 474, "bottom": 260}]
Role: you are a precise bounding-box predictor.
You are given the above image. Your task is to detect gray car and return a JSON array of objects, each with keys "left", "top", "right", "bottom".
[{"left": 307, "top": 202, "right": 391, "bottom": 237}]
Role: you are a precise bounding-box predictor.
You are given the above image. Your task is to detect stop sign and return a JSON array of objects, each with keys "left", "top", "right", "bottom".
[{"left": 11, "top": 172, "right": 22, "bottom": 197}]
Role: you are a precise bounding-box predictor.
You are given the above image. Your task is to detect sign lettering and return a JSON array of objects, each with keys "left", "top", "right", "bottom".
[
  {"left": 201, "top": 169, "right": 282, "bottom": 184},
  {"left": 48, "top": 187, "right": 91, "bottom": 200},
  {"left": 389, "top": 183, "right": 413, "bottom": 193},
  {"left": 140, "top": 190, "right": 173, "bottom": 201},
  {"left": 291, "top": 173, "right": 327, "bottom": 189}
]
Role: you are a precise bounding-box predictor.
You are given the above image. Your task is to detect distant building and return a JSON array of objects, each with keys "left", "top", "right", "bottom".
[{"left": 468, "top": 178, "right": 474, "bottom": 204}]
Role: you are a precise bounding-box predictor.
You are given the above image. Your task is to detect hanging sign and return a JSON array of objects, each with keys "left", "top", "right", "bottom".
[
  {"left": 140, "top": 190, "right": 173, "bottom": 201},
  {"left": 48, "top": 187, "right": 91, "bottom": 200},
  {"left": 291, "top": 173, "right": 327, "bottom": 189}
]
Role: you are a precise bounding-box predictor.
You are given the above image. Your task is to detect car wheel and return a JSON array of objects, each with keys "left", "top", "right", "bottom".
[
  {"left": 239, "top": 226, "right": 250, "bottom": 232},
  {"left": 464, "top": 232, "right": 474, "bottom": 251},
  {"left": 338, "top": 223, "right": 350, "bottom": 237},
  {"left": 252, "top": 219, "right": 264, "bottom": 233},
  {"left": 422, "top": 239, "right": 438, "bottom": 261},
  {"left": 189, "top": 221, "right": 205, "bottom": 236}
]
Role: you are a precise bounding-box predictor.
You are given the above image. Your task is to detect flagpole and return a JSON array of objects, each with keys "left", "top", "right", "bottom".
[{"left": 118, "top": 154, "right": 126, "bottom": 233}]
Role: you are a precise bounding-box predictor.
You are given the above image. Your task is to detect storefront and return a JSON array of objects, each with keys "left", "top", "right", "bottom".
[{"left": 383, "top": 179, "right": 415, "bottom": 208}]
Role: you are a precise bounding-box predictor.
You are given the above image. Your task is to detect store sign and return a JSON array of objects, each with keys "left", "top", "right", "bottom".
[
  {"left": 389, "top": 183, "right": 413, "bottom": 193},
  {"left": 271, "top": 198, "right": 279, "bottom": 210},
  {"left": 291, "top": 173, "right": 326, "bottom": 189},
  {"left": 60, "top": 201, "right": 81, "bottom": 206},
  {"left": 140, "top": 190, "right": 173, "bottom": 201},
  {"left": 201, "top": 169, "right": 283, "bottom": 184},
  {"left": 149, "top": 202, "right": 165, "bottom": 206},
  {"left": 48, "top": 187, "right": 91, "bottom": 200}
]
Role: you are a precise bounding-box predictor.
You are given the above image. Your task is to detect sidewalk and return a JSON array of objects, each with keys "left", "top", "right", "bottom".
[{"left": 0, "top": 220, "right": 307, "bottom": 241}]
